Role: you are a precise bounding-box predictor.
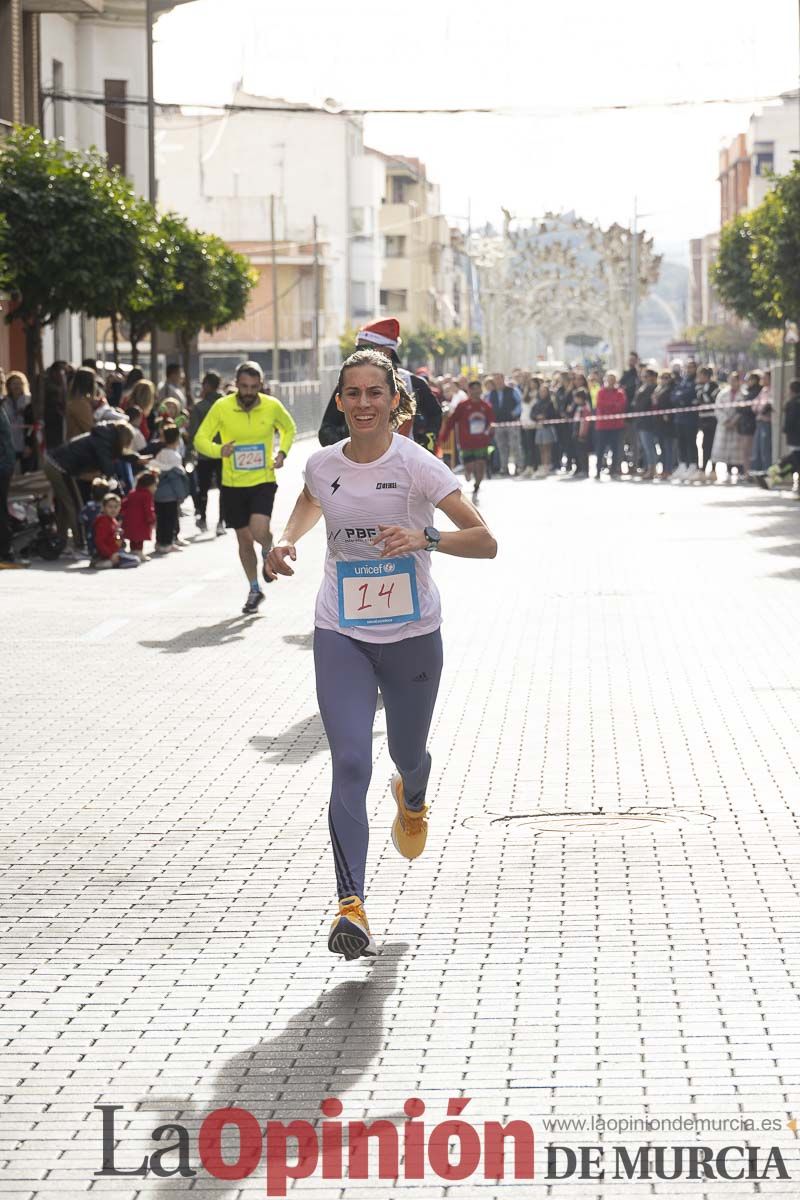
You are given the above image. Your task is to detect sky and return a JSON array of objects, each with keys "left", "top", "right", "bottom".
[{"left": 154, "top": 0, "right": 800, "bottom": 262}]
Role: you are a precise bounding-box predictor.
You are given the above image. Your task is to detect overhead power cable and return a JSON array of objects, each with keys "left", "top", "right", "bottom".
[{"left": 40, "top": 89, "right": 792, "bottom": 119}]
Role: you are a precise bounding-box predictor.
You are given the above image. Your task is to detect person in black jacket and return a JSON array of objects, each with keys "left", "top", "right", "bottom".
[
  {"left": 619, "top": 352, "right": 641, "bottom": 406},
  {"left": 757, "top": 378, "right": 800, "bottom": 490},
  {"left": 696, "top": 366, "right": 719, "bottom": 477},
  {"left": 318, "top": 318, "right": 442, "bottom": 451},
  {"left": 630, "top": 368, "right": 658, "bottom": 479},
  {"left": 554, "top": 372, "right": 576, "bottom": 472},
  {"left": 43, "top": 423, "right": 135, "bottom": 552}
]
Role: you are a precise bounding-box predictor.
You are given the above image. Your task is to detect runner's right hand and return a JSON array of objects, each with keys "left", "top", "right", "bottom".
[
  {"left": 220, "top": 441, "right": 236, "bottom": 457},
  {"left": 265, "top": 543, "right": 296, "bottom": 579}
]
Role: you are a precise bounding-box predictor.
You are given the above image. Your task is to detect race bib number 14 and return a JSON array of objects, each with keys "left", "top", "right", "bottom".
[
  {"left": 336, "top": 557, "right": 420, "bottom": 627},
  {"left": 233, "top": 443, "right": 266, "bottom": 471}
]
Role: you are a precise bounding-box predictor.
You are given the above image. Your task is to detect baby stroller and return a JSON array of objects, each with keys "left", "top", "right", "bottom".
[{"left": 8, "top": 493, "right": 66, "bottom": 561}]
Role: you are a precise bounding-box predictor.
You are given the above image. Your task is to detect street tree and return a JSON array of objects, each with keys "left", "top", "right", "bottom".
[
  {"left": 339, "top": 325, "right": 477, "bottom": 373},
  {"left": 78, "top": 181, "right": 152, "bottom": 370},
  {"left": 152, "top": 215, "right": 255, "bottom": 392},
  {"left": 712, "top": 164, "right": 800, "bottom": 373},
  {"left": 712, "top": 209, "right": 778, "bottom": 330},
  {"left": 769, "top": 165, "right": 800, "bottom": 362},
  {"left": 0, "top": 127, "right": 145, "bottom": 398},
  {"left": 116, "top": 208, "right": 176, "bottom": 368}
]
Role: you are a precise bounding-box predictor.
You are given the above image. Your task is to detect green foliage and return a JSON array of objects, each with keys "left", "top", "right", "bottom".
[
  {"left": 684, "top": 321, "right": 783, "bottom": 368},
  {"left": 119, "top": 210, "right": 175, "bottom": 357},
  {"left": 712, "top": 214, "right": 764, "bottom": 326},
  {"left": 0, "top": 127, "right": 143, "bottom": 329},
  {"left": 404, "top": 325, "right": 443, "bottom": 366},
  {"left": 338, "top": 325, "right": 478, "bottom": 371},
  {"left": 153, "top": 214, "right": 255, "bottom": 349},
  {"left": 712, "top": 164, "right": 800, "bottom": 333},
  {"left": 767, "top": 163, "right": 800, "bottom": 330},
  {"left": 339, "top": 328, "right": 359, "bottom": 358},
  {"left": 0, "top": 127, "right": 255, "bottom": 385}
]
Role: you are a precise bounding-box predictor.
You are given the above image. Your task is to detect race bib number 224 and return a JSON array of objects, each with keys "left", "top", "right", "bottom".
[{"left": 233, "top": 443, "right": 266, "bottom": 471}]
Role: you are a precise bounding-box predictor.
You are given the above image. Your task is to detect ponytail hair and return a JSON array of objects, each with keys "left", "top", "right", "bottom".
[{"left": 336, "top": 348, "right": 416, "bottom": 431}]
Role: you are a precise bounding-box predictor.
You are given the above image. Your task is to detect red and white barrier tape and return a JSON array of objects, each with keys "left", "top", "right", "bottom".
[{"left": 493, "top": 401, "right": 762, "bottom": 427}]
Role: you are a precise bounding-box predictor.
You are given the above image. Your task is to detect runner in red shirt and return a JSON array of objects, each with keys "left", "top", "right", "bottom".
[{"left": 437, "top": 379, "right": 495, "bottom": 499}]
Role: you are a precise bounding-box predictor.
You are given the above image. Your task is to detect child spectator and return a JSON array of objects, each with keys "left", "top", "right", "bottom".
[
  {"left": 573, "top": 387, "right": 593, "bottom": 477},
  {"left": 154, "top": 426, "right": 191, "bottom": 553},
  {"left": 122, "top": 470, "right": 158, "bottom": 560},
  {"left": 126, "top": 405, "right": 148, "bottom": 453},
  {"left": 92, "top": 493, "right": 139, "bottom": 569},
  {"left": 154, "top": 424, "right": 184, "bottom": 474},
  {"left": 155, "top": 396, "right": 188, "bottom": 441},
  {"left": 80, "top": 477, "right": 116, "bottom": 559}
]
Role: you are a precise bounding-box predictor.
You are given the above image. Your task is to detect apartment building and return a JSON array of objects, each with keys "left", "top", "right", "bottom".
[
  {"left": 719, "top": 89, "right": 800, "bottom": 224},
  {"left": 157, "top": 93, "right": 386, "bottom": 379},
  {"left": 370, "top": 152, "right": 454, "bottom": 332},
  {"left": 689, "top": 90, "right": 800, "bottom": 332},
  {"left": 0, "top": 0, "right": 191, "bottom": 371}
]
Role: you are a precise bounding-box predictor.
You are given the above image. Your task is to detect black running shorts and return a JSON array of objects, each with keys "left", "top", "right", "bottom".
[{"left": 221, "top": 482, "right": 277, "bottom": 530}]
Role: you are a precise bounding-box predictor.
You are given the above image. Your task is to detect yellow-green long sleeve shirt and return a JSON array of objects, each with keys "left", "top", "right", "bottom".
[{"left": 193, "top": 392, "right": 296, "bottom": 487}]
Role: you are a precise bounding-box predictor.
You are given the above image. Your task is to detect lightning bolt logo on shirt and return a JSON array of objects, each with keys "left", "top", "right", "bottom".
[{"left": 330, "top": 476, "right": 341, "bottom": 494}]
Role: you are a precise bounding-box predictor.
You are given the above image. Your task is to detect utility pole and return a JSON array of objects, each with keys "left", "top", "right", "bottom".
[
  {"left": 270, "top": 194, "right": 280, "bottom": 385},
  {"left": 465, "top": 198, "right": 472, "bottom": 374},
  {"left": 145, "top": 0, "right": 158, "bottom": 385},
  {"left": 312, "top": 215, "right": 321, "bottom": 380}
]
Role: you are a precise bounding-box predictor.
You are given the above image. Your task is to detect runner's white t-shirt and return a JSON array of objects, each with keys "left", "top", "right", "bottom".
[{"left": 303, "top": 434, "right": 459, "bottom": 643}]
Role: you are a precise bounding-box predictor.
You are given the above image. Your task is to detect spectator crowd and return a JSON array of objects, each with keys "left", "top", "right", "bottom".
[
  {"left": 2, "top": 348, "right": 799, "bottom": 568},
  {"left": 432, "top": 354, "right": 799, "bottom": 496},
  {"left": 0, "top": 359, "right": 230, "bottom": 568}
]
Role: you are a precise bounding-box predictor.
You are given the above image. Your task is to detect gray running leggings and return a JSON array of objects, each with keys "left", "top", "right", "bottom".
[{"left": 314, "top": 626, "right": 443, "bottom": 901}]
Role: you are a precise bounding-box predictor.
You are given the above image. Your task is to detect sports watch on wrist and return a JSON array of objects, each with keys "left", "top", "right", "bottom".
[{"left": 423, "top": 526, "right": 441, "bottom": 552}]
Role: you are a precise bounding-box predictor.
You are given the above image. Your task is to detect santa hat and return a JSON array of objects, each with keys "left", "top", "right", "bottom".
[{"left": 357, "top": 318, "right": 401, "bottom": 350}]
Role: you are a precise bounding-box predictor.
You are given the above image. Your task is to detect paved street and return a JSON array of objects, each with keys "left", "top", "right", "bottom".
[{"left": 2, "top": 442, "right": 800, "bottom": 1197}]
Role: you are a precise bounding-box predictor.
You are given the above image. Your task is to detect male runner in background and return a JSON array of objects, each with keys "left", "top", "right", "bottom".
[
  {"left": 194, "top": 361, "right": 296, "bottom": 613},
  {"left": 437, "top": 378, "right": 494, "bottom": 498}
]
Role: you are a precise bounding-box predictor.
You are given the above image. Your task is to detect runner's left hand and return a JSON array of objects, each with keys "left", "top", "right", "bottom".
[
  {"left": 371, "top": 526, "right": 427, "bottom": 557},
  {"left": 274, "top": 451, "right": 286, "bottom": 469}
]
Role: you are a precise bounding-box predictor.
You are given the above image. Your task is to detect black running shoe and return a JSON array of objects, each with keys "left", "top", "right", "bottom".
[{"left": 242, "top": 588, "right": 264, "bottom": 614}]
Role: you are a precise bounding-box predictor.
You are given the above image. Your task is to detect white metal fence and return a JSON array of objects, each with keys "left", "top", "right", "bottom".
[{"left": 267, "top": 379, "right": 325, "bottom": 439}]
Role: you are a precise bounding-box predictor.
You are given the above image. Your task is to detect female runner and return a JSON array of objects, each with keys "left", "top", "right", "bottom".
[{"left": 266, "top": 349, "right": 497, "bottom": 959}]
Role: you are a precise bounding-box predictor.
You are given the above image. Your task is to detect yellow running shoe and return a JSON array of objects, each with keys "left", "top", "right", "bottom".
[
  {"left": 328, "top": 896, "right": 378, "bottom": 960},
  {"left": 390, "top": 774, "right": 428, "bottom": 859}
]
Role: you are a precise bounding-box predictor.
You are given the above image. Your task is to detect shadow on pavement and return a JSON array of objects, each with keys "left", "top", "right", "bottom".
[
  {"left": 250, "top": 698, "right": 384, "bottom": 765},
  {"left": 139, "top": 941, "right": 409, "bottom": 1194},
  {"left": 282, "top": 631, "right": 314, "bottom": 650},
  {"left": 139, "top": 616, "right": 258, "bottom": 654}
]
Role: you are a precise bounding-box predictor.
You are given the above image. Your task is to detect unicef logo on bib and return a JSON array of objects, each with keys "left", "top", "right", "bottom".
[{"left": 336, "top": 556, "right": 419, "bottom": 627}]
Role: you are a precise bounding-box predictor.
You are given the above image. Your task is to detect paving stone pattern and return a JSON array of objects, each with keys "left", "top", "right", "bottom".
[{"left": 2, "top": 447, "right": 800, "bottom": 1197}]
